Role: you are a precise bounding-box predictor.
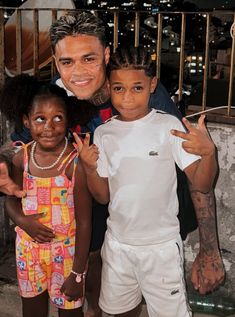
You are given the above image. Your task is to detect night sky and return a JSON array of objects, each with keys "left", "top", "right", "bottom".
[{"left": 188, "top": 0, "right": 233, "bottom": 9}]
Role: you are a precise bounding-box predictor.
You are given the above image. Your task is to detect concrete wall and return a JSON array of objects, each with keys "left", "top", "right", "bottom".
[{"left": 184, "top": 122, "right": 235, "bottom": 299}]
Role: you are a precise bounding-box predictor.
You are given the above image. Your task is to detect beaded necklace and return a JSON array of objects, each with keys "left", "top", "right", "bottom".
[{"left": 30, "top": 137, "right": 68, "bottom": 170}]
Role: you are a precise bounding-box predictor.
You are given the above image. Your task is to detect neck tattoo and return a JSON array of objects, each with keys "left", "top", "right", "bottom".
[
  {"left": 88, "top": 79, "right": 110, "bottom": 106},
  {"left": 30, "top": 137, "right": 68, "bottom": 170}
]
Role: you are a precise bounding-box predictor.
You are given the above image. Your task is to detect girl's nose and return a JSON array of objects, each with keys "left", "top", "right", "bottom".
[{"left": 44, "top": 120, "right": 53, "bottom": 130}]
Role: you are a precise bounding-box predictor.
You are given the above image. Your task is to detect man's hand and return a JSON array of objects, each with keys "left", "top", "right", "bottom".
[
  {"left": 73, "top": 133, "right": 99, "bottom": 174},
  {"left": 191, "top": 250, "right": 225, "bottom": 294},
  {"left": 20, "top": 213, "right": 55, "bottom": 243},
  {"left": 171, "top": 115, "right": 215, "bottom": 157},
  {"left": 0, "top": 162, "right": 25, "bottom": 198}
]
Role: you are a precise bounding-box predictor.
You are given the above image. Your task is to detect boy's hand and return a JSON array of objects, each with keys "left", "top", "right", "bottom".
[
  {"left": 60, "top": 273, "right": 84, "bottom": 302},
  {"left": 171, "top": 115, "right": 215, "bottom": 157},
  {"left": 73, "top": 133, "right": 99, "bottom": 173},
  {"left": 20, "top": 213, "right": 55, "bottom": 243},
  {"left": 0, "top": 162, "right": 26, "bottom": 198}
]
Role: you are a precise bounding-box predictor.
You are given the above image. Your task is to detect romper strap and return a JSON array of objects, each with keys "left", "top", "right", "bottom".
[
  {"left": 57, "top": 149, "right": 78, "bottom": 174},
  {"left": 12, "top": 141, "right": 33, "bottom": 172}
]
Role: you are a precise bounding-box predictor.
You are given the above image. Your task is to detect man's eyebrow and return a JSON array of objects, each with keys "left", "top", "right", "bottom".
[
  {"left": 82, "top": 52, "right": 99, "bottom": 57},
  {"left": 58, "top": 53, "right": 98, "bottom": 62},
  {"left": 58, "top": 57, "right": 72, "bottom": 62}
]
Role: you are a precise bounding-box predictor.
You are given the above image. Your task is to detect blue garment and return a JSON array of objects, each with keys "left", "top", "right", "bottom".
[{"left": 150, "top": 82, "right": 182, "bottom": 118}]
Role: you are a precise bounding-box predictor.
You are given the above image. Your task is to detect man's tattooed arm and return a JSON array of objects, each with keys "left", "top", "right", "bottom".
[{"left": 190, "top": 189, "right": 225, "bottom": 294}]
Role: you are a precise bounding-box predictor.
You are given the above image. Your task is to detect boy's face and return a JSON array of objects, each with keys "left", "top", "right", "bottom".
[
  {"left": 110, "top": 69, "right": 157, "bottom": 121},
  {"left": 54, "top": 35, "right": 110, "bottom": 100}
]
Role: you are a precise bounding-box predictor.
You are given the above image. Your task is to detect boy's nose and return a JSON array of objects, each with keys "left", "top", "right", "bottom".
[{"left": 123, "top": 91, "right": 133, "bottom": 102}]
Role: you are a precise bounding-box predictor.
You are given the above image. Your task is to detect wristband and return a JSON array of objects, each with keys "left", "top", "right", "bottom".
[{"left": 71, "top": 270, "right": 86, "bottom": 283}]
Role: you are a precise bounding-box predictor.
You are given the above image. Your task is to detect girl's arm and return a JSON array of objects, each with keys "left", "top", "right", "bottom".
[
  {"left": 73, "top": 133, "right": 109, "bottom": 204},
  {"left": 60, "top": 160, "right": 92, "bottom": 301},
  {"left": 5, "top": 149, "right": 55, "bottom": 242}
]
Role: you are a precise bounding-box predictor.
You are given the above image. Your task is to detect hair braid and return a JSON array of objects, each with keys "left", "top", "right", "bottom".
[{"left": 108, "top": 46, "right": 156, "bottom": 78}]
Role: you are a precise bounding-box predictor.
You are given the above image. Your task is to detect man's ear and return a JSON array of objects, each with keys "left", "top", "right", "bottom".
[
  {"left": 104, "top": 46, "right": 110, "bottom": 65},
  {"left": 52, "top": 55, "right": 59, "bottom": 71},
  {"left": 23, "top": 114, "right": 30, "bottom": 128},
  {"left": 150, "top": 76, "right": 158, "bottom": 93}
]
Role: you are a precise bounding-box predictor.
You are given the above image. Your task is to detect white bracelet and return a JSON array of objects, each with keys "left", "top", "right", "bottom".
[{"left": 71, "top": 270, "right": 86, "bottom": 283}]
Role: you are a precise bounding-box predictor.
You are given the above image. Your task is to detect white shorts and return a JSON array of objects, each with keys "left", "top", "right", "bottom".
[{"left": 99, "top": 231, "right": 192, "bottom": 317}]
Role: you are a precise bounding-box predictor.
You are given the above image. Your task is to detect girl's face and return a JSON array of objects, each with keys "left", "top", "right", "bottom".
[
  {"left": 23, "top": 96, "right": 67, "bottom": 150},
  {"left": 109, "top": 69, "right": 157, "bottom": 121}
]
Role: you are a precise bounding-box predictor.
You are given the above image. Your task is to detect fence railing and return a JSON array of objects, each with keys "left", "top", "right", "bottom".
[{"left": 0, "top": 8, "right": 235, "bottom": 121}]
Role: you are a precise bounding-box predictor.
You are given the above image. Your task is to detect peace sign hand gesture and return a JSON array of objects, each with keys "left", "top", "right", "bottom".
[
  {"left": 171, "top": 115, "right": 215, "bottom": 157},
  {"left": 73, "top": 133, "right": 99, "bottom": 174}
]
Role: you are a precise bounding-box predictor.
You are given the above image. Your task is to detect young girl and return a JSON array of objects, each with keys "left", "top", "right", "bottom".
[
  {"left": 75, "top": 46, "right": 218, "bottom": 317},
  {"left": 2, "top": 74, "right": 91, "bottom": 317}
]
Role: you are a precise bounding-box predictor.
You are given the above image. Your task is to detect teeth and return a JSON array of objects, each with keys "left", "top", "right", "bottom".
[{"left": 72, "top": 79, "right": 90, "bottom": 86}]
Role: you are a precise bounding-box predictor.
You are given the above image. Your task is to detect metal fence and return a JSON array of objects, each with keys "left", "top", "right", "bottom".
[
  {"left": 0, "top": 7, "right": 234, "bottom": 117},
  {"left": 0, "top": 7, "right": 234, "bottom": 249}
]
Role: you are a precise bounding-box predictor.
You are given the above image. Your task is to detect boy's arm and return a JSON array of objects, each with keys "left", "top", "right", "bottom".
[
  {"left": 171, "top": 115, "right": 225, "bottom": 293},
  {"left": 73, "top": 133, "right": 109, "bottom": 204},
  {"left": 152, "top": 84, "right": 224, "bottom": 293},
  {"left": 5, "top": 150, "right": 55, "bottom": 242},
  {"left": 172, "top": 115, "right": 217, "bottom": 193},
  {"left": 60, "top": 160, "right": 92, "bottom": 301},
  {"left": 0, "top": 142, "right": 25, "bottom": 197}
]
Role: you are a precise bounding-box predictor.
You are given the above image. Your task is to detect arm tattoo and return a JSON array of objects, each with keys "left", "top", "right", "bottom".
[{"left": 190, "top": 188, "right": 219, "bottom": 255}]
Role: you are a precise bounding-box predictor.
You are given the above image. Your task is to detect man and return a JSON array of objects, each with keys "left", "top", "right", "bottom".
[{"left": 0, "top": 11, "right": 224, "bottom": 317}]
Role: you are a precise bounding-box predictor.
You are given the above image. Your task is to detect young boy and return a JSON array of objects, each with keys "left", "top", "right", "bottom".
[{"left": 75, "top": 46, "right": 218, "bottom": 317}]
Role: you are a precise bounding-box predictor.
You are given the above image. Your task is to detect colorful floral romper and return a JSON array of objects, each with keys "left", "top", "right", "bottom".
[{"left": 15, "top": 143, "right": 82, "bottom": 309}]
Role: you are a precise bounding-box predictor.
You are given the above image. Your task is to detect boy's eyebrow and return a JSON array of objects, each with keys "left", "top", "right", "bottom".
[{"left": 111, "top": 81, "right": 143, "bottom": 85}]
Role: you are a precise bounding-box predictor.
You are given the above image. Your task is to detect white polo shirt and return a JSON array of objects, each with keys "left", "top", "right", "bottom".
[{"left": 94, "top": 109, "right": 200, "bottom": 245}]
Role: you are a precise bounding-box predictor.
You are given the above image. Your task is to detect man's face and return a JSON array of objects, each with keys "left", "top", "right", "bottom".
[{"left": 54, "top": 35, "right": 110, "bottom": 100}]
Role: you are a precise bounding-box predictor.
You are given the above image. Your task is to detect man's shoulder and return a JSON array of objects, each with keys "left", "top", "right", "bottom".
[{"left": 150, "top": 82, "right": 182, "bottom": 119}]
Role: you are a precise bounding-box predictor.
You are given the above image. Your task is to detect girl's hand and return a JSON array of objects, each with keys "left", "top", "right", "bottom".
[
  {"left": 19, "top": 213, "right": 55, "bottom": 243},
  {"left": 0, "top": 162, "right": 26, "bottom": 198},
  {"left": 171, "top": 115, "right": 215, "bottom": 157},
  {"left": 73, "top": 133, "right": 99, "bottom": 174},
  {"left": 60, "top": 273, "right": 84, "bottom": 302}
]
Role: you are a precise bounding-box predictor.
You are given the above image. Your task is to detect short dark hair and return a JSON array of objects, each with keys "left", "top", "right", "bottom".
[
  {"left": 108, "top": 46, "right": 156, "bottom": 78},
  {"left": 49, "top": 11, "right": 107, "bottom": 53}
]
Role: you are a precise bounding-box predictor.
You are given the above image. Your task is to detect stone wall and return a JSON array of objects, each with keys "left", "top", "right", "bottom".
[{"left": 184, "top": 122, "right": 235, "bottom": 299}]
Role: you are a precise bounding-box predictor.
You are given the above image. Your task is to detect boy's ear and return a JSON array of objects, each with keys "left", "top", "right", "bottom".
[
  {"left": 23, "top": 114, "right": 29, "bottom": 128},
  {"left": 150, "top": 76, "right": 158, "bottom": 93}
]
